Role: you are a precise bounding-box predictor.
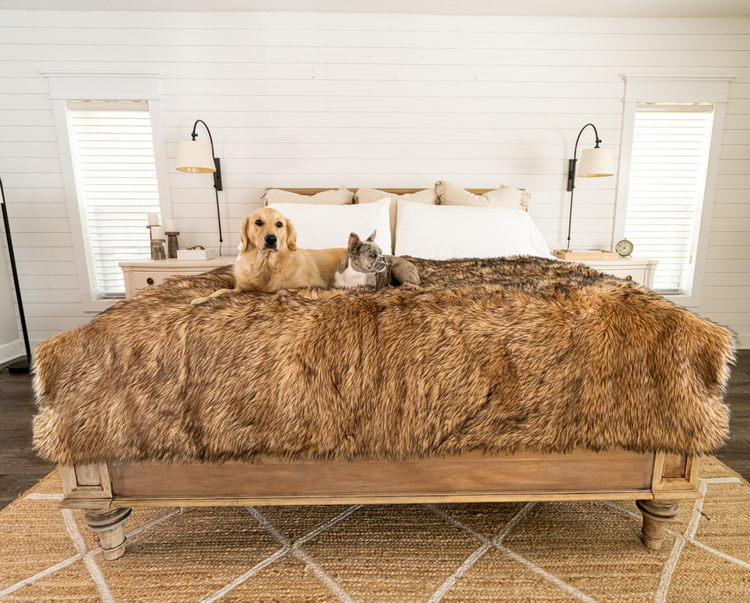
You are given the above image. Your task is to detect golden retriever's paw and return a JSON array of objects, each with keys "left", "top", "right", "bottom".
[{"left": 191, "top": 296, "right": 210, "bottom": 305}]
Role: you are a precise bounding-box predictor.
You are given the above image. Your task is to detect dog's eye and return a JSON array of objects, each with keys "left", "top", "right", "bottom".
[
  {"left": 370, "top": 252, "right": 377, "bottom": 258},
  {"left": 255, "top": 219, "right": 263, "bottom": 226},
  {"left": 276, "top": 221, "right": 283, "bottom": 228}
]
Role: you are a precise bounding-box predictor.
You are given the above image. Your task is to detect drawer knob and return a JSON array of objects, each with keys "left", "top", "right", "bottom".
[
  {"left": 625, "top": 275, "right": 632, "bottom": 281},
  {"left": 146, "top": 277, "right": 154, "bottom": 285}
]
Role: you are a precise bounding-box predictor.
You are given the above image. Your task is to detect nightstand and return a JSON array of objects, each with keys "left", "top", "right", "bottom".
[
  {"left": 119, "top": 258, "right": 235, "bottom": 300},
  {"left": 575, "top": 256, "right": 658, "bottom": 288}
]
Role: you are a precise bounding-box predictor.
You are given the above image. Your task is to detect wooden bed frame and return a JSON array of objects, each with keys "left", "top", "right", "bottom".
[
  {"left": 57, "top": 188, "right": 700, "bottom": 560},
  {"left": 58, "top": 449, "right": 701, "bottom": 560}
]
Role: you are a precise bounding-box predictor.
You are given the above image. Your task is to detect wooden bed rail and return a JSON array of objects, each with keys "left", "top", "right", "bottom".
[{"left": 58, "top": 449, "right": 700, "bottom": 560}]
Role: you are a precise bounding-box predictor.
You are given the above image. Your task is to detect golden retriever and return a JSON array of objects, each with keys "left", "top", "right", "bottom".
[{"left": 191, "top": 207, "right": 345, "bottom": 304}]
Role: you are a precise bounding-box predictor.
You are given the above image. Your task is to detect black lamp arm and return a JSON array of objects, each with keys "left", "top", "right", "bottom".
[
  {"left": 191, "top": 119, "right": 214, "bottom": 154},
  {"left": 189, "top": 119, "right": 222, "bottom": 192},
  {"left": 566, "top": 122, "right": 601, "bottom": 193}
]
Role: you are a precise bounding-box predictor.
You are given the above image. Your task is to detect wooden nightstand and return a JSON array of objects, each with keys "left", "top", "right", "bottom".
[
  {"left": 575, "top": 256, "right": 658, "bottom": 288},
  {"left": 119, "top": 258, "right": 235, "bottom": 300}
]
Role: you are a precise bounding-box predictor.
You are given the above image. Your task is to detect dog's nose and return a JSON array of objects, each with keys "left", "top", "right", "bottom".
[{"left": 265, "top": 234, "right": 277, "bottom": 247}]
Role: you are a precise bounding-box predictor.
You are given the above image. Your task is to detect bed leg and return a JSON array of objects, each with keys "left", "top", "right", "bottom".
[
  {"left": 84, "top": 508, "right": 132, "bottom": 560},
  {"left": 636, "top": 500, "right": 678, "bottom": 551}
]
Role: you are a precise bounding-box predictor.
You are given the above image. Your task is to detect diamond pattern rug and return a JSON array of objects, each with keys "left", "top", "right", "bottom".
[{"left": 1, "top": 457, "right": 748, "bottom": 603}]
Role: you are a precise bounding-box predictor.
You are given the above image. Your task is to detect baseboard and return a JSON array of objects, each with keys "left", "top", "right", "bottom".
[
  {"left": 0, "top": 339, "right": 25, "bottom": 365},
  {"left": 736, "top": 334, "right": 750, "bottom": 350}
]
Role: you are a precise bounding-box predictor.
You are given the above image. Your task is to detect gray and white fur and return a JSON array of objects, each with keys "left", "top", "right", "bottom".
[{"left": 329, "top": 231, "right": 421, "bottom": 290}]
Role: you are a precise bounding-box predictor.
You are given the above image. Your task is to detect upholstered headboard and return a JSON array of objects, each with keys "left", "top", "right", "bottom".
[{"left": 275, "top": 188, "right": 495, "bottom": 195}]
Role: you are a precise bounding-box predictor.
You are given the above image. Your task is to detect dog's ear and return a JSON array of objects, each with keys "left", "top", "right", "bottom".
[
  {"left": 239, "top": 216, "right": 255, "bottom": 252},
  {"left": 366, "top": 230, "right": 377, "bottom": 243},
  {"left": 348, "top": 232, "right": 361, "bottom": 253},
  {"left": 285, "top": 218, "right": 298, "bottom": 251}
]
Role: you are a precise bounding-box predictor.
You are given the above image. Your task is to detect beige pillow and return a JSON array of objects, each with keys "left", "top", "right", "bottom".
[
  {"left": 435, "top": 181, "right": 530, "bottom": 211},
  {"left": 261, "top": 186, "right": 354, "bottom": 206},
  {"left": 353, "top": 188, "right": 438, "bottom": 253}
]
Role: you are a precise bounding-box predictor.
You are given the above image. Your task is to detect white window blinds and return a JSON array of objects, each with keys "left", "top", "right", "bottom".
[
  {"left": 624, "top": 103, "right": 714, "bottom": 295},
  {"left": 67, "top": 101, "right": 159, "bottom": 299}
]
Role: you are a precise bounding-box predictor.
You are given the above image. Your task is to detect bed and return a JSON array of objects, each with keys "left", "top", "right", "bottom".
[{"left": 32, "top": 187, "right": 734, "bottom": 561}]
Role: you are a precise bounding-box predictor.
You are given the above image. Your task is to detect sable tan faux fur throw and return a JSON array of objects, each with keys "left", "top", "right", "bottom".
[{"left": 32, "top": 257, "right": 735, "bottom": 465}]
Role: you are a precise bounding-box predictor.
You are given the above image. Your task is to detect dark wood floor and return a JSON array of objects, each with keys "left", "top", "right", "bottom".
[
  {"left": 1, "top": 351, "right": 749, "bottom": 511},
  {"left": 716, "top": 349, "right": 750, "bottom": 479},
  {"left": 0, "top": 360, "right": 53, "bottom": 509}
]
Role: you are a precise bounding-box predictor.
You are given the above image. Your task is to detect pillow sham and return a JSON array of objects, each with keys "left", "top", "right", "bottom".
[
  {"left": 394, "top": 200, "right": 553, "bottom": 261},
  {"left": 353, "top": 187, "right": 438, "bottom": 253},
  {"left": 267, "top": 198, "right": 391, "bottom": 251},
  {"left": 435, "top": 181, "right": 530, "bottom": 211},
  {"left": 261, "top": 186, "right": 354, "bottom": 206}
]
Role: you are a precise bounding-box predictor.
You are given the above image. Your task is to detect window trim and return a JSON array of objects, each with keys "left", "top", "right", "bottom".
[
  {"left": 614, "top": 75, "right": 734, "bottom": 307},
  {"left": 41, "top": 71, "right": 171, "bottom": 312}
]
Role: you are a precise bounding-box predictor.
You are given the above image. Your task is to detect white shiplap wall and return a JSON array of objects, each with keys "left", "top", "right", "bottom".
[{"left": 0, "top": 10, "right": 749, "bottom": 347}]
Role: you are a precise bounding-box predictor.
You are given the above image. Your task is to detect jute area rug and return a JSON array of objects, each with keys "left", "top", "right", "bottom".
[{"left": 1, "top": 458, "right": 748, "bottom": 603}]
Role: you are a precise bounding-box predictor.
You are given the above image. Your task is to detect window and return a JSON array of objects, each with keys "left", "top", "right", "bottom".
[
  {"left": 43, "top": 71, "right": 170, "bottom": 312},
  {"left": 67, "top": 101, "right": 160, "bottom": 299},
  {"left": 614, "top": 75, "right": 733, "bottom": 306},
  {"left": 623, "top": 103, "right": 714, "bottom": 295}
]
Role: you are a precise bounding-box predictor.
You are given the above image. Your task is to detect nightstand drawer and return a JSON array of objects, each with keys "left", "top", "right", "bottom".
[
  {"left": 599, "top": 268, "right": 647, "bottom": 285},
  {"left": 132, "top": 269, "right": 211, "bottom": 291},
  {"left": 133, "top": 271, "right": 170, "bottom": 290}
]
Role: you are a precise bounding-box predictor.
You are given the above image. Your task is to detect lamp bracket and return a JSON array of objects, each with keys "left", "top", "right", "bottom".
[
  {"left": 212, "top": 157, "right": 223, "bottom": 191},
  {"left": 566, "top": 158, "right": 577, "bottom": 192}
]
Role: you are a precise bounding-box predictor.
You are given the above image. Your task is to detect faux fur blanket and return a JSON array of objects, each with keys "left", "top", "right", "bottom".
[{"left": 32, "top": 257, "right": 734, "bottom": 465}]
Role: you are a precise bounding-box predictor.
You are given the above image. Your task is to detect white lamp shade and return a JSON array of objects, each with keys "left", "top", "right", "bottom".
[
  {"left": 176, "top": 140, "right": 215, "bottom": 173},
  {"left": 577, "top": 147, "right": 614, "bottom": 178}
]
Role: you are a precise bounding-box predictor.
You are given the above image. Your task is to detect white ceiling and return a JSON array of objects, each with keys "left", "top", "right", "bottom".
[{"left": 2, "top": 0, "right": 750, "bottom": 18}]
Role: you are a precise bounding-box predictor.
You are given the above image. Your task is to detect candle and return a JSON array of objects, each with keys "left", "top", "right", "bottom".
[
  {"left": 147, "top": 212, "right": 159, "bottom": 226},
  {"left": 165, "top": 219, "right": 178, "bottom": 232},
  {"left": 151, "top": 226, "right": 164, "bottom": 239}
]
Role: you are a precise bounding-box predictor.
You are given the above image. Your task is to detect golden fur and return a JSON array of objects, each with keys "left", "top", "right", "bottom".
[
  {"left": 32, "top": 256, "right": 735, "bottom": 466},
  {"left": 192, "top": 207, "right": 344, "bottom": 303}
]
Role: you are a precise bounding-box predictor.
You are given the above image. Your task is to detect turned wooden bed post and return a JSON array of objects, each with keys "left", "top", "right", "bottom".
[
  {"left": 83, "top": 508, "right": 132, "bottom": 560},
  {"left": 59, "top": 462, "right": 133, "bottom": 560},
  {"left": 636, "top": 499, "right": 679, "bottom": 550}
]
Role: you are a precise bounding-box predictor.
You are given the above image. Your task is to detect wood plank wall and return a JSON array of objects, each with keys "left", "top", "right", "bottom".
[{"left": 0, "top": 11, "right": 748, "bottom": 346}]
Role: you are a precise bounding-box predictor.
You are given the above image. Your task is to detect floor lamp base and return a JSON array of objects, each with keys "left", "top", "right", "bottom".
[{"left": 8, "top": 358, "right": 30, "bottom": 374}]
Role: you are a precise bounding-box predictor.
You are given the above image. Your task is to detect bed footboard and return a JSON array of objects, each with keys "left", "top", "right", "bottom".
[{"left": 58, "top": 449, "right": 700, "bottom": 559}]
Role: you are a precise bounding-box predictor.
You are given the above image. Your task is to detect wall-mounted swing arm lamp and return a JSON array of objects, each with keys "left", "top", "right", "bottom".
[
  {"left": 175, "top": 120, "right": 225, "bottom": 254},
  {"left": 564, "top": 123, "right": 614, "bottom": 251}
]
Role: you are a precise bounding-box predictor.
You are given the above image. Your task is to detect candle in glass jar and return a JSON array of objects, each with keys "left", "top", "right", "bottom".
[
  {"left": 151, "top": 226, "right": 164, "bottom": 240},
  {"left": 165, "top": 219, "right": 178, "bottom": 232},
  {"left": 147, "top": 212, "right": 159, "bottom": 226}
]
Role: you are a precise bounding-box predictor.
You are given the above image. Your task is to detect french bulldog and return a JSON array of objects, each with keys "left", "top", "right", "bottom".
[{"left": 329, "top": 231, "right": 420, "bottom": 290}]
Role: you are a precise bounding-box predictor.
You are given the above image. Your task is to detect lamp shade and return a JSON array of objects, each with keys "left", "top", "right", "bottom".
[
  {"left": 577, "top": 147, "right": 614, "bottom": 178},
  {"left": 176, "top": 140, "right": 215, "bottom": 173}
]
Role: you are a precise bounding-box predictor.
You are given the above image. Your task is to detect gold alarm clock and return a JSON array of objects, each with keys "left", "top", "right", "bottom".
[{"left": 615, "top": 238, "right": 634, "bottom": 257}]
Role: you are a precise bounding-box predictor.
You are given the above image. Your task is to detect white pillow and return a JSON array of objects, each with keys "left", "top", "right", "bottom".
[
  {"left": 395, "top": 200, "right": 553, "bottom": 260},
  {"left": 267, "top": 198, "right": 392, "bottom": 251}
]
